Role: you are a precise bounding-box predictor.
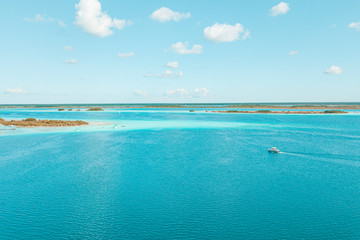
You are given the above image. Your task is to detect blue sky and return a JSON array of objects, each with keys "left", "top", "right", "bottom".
[{"left": 0, "top": 0, "right": 359, "bottom": 104}]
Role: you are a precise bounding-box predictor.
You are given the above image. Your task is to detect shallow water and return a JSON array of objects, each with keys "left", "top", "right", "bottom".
[{"left": 1, "top": 109, "right": 360, "bottom": 239}]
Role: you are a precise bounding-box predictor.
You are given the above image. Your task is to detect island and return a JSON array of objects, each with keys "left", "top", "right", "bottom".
[
  {"left": 0, "top": 118, "right": 89, "bottom": 127},
  {"left": 87, "top": 107, "right": 104, "bottom": 111},
  {"left": 212, "top": 110, "right": 348, "bottom": 114}
]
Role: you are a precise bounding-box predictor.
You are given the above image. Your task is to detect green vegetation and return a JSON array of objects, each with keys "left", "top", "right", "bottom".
[
  {"left": 189, "top": 110, "right": 195, "bottom": 112},
  {"left": 87, "top": 107, "right": 104, "bottom": 111},
  {"left": 220, "top": 109, "right": 272, "bottom": 113},
  {"left": 0, "top": 118, "right": 88, "bottom": 127},
  {"left": 324, "top": 110, "right": 346, "bottom": 114},
  {"left": 58, "top": 108, "right": 65, "bottom": 111},
  {"left": 68, "top": 109, "right": 72, "bottom": 111},
  {"left": 212, "top": 109, "right": 349, "bottom": 114},
  {"left": 145, "top": 105, "right": 185, "bottom": 108},
  {"left": 225, "top": 104, "right": 357, "bottom": 110},
  {"left": 227, "top": 104, "right": 263, "bottom": 108},
  {"left": 76, "top": 109, "right": 81, "bottom": 111}
]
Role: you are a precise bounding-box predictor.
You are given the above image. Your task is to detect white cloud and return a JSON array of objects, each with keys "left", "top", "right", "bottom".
[
  {"left": 133, "top": 89, "right": 148, "bottom": 97},
  {"left": 64, "top": 46, "right": 73, "bottom": 51},
  {"left": 165, "top": 89, "right": 189, "bottom": 97},
  {"left": 324, "top": 65, "right": 343, "bottom": 75},
  {"left": 25, "top": 14, "right": 46, "bottom": 22},
  {"left": 349, "top": 22, "right": 360, "bottom": 31},
  {"left": 25, "top": 14, "right": 65, "bottom": 27},
  {"left": 166, "top": 61, "right": 179, "bottom": 68},
  {"left": 289, "top": 50, "right": 299, "bottom": 56},
  {"left": 74, "top": 0, "right": 131, "bottom": 37},
  {"left": 5, "top": 87, "right": 26, "bottom": 94},
  {"left": 64, "top": 59, "right": 78, "bottom": 64},
  {"left": 192, "top": 88, "right": 210, "bottom": 98},
  {"left": 242, "top": 29, "right": 251, "bottom": 40},
  {"left": 204, "top": 23, "right": 249, "bottom": 43},
  {"left": 165, "top": 88, "right": 210, "bottom": 98},
  {"left": 170, "top": 42, "right": 203, "bottom": 54},
  {"left": 58, "top": 21, "right": 66, "bottom": 27},
  {"left": 118, "top": 52, "right": 134, "bottom": 58},
  {"left": 150, "top": 7, "right": 190, "bottom": 22},
  {"left": 144, "top": 70, "right": 183, "bottom": 78},
  {"left": 270, "top": 2, "right": 290, "bottom": 17}
]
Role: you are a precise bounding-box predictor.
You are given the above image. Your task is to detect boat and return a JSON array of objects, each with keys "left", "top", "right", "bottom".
[
  {"left": 114, "top": 125, "right": 118, "bottom": 129},
  {"left": 268, "top": 147, "right": 280, "bottom": 153}
]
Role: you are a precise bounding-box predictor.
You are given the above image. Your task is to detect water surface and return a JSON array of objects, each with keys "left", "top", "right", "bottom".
[{"left": 1, "top": 109, "right": 360, "bottom": 239}]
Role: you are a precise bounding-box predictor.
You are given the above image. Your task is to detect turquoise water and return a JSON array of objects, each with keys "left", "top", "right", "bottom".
[{"left": 1, "top": 109, "right": 360, "bottom": 239}]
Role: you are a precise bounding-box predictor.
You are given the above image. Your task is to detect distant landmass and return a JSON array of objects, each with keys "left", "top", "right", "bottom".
[{"left": 1, "top": 102, "right": 360, "bottom": 110}]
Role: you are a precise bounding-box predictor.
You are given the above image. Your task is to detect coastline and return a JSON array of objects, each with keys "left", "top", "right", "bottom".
[
  {"left": 211, "top": 110, "right": 348, "bottom": 114},
  {"left": 1, "top": 103, "right": 360, "bottom": 110},
  {"left": 0, "top": 118, "right": 89, "bottom": 128}
]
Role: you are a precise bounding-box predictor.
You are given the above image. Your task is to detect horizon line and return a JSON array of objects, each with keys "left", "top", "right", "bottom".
[{"left": 1, "top": 101, "right": 360, "bottom": 106}]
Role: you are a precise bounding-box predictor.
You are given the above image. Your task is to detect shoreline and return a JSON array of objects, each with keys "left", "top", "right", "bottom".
[
  {"left": 0, "top": 118, "right": 89, "bottom": 128},
  {"left": 211, "top": 110, "right": 348, "bottom": 114},
  {"left": 1, "top": 104, "right": 360, "bottom": 110}
]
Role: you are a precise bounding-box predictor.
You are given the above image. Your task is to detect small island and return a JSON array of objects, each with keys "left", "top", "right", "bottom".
[
  {"left": 212, "top": 110, "right": 348, "bottom": 114},
  {"left": 0, "top": 118, "right": 89, "bottom": 127},
  {"left": 87, "top": 107, "right": 104, "bottom": 111}
]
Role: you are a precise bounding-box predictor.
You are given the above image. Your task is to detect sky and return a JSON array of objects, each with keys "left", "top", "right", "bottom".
[{"left": 0, "top": 0, "right": 359, "bottom": 104}]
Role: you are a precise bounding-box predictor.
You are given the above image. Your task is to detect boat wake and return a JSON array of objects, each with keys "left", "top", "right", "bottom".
[{"left": 279, "top": 152, "right": 302, "bottom": 155}]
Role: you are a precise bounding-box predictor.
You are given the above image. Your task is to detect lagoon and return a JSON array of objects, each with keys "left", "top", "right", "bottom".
[{"left": 1, "top": 108, "right": 360, "bottom": 239}]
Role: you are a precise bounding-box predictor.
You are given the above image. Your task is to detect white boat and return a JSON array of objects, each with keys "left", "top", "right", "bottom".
[{"left": 268, "top": 147, "right": 280, "bottom": 153}]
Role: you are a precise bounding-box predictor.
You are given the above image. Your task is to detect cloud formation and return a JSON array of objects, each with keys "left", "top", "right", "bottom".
[
  {"left": 64, "top": 59, "right": 78, "bottom": 64},
  {"left": 170, "top": 42, "right": 203, "bottom": 54},
  {"left": 74, "top": 0, "right": 130, "bottom": 37},
  {"left": 165, "top": 88, "right": 210, "bottom": 98},
  {"left": 5, "top": 87, "right": 26, "bottom": 94},
  {"left": 349, "top": 22, "right": 360, "bottom": 31},
  {"left": 25, "top": 14, "right": 65, "bottom": 27},
  {"left": 289, "top": 50, "right": 299, "bottom": 56},
  {"left": 204, "top": 23, "right": 250, "bottom": 43},
  {"left": 166, "top": 61, "right": 179, "bottom": 68},
  {"left": 133, "top": 89, "right": 148, "bottom": 97},
  {"left": 25, "top": 14, "right": 48, "bottom": 22},
  {"left": 324, "top": 65, "right": 343, "bottom": 75},
  {"left": 192, "top": 88, "right": 210, "bottom": 98},
  {"left": 118, "top": 52, "right": 134, "bottom": 58},
  {"left": 165, "top": 88, "right": 189, "bottom": 97},
  {"left": 150, "top": 7, "right": 190, "bottom": 22},
  {"left": 242, "top": 30, "right": 251, "bottom": 40},
  {"left": 64, "top": 46, "right": 73, "bottom": 51},
  {"left": 144, "top": 70, "right": 183, "bottom": 78},
  {"left": 270, "top": 2, "right": 290, "bottom": 16}
]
